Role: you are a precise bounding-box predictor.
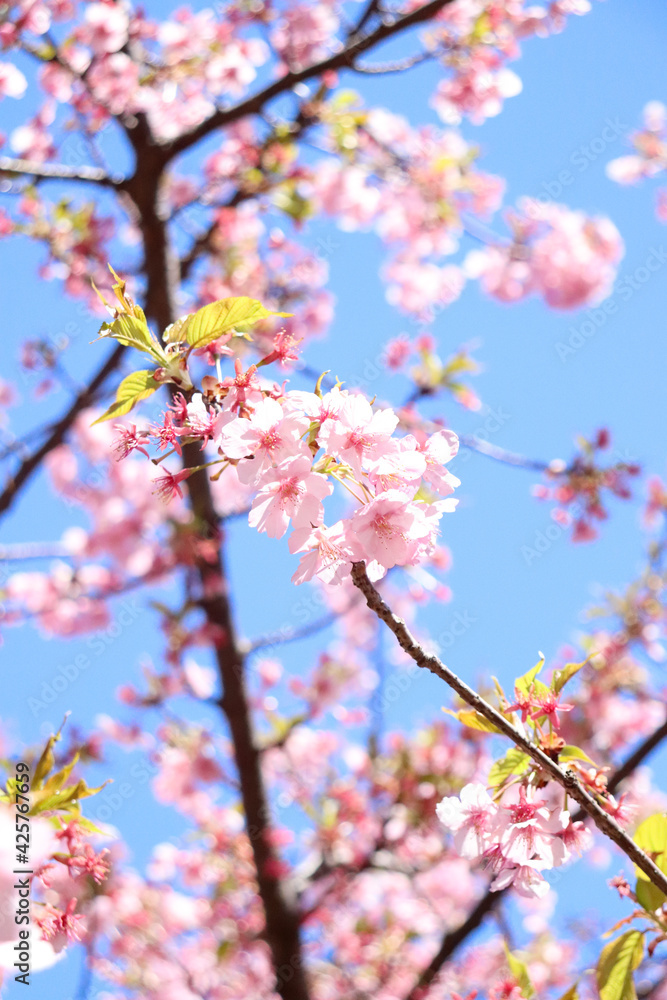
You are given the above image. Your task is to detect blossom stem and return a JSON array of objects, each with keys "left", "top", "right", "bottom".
[{"left": 329, "top": 473, "right": 367, "bottom": 506}]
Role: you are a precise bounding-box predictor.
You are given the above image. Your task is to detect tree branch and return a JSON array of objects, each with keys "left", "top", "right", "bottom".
[
  {"left": 162, "top": 0, "right": 456, "bottom": 160},
  {"left": 350, "top": 561, "right": 667, "bottom": 895},
  {"left": 606, "top": 717, "right": 667, "bottom": 793},
  {"left": 179, "top": 92, "right": 327, "bottom": 282},
  {"left": 458, "top": 434, "right": 552, "bottom": 472},
  {"left": 183, "top": 450, "right": 311, "bottom": 1000},
  {"left": 350, "top": 0, "right": 383, "bottom": 39},
  {"left": 132, "top": 147, "right": 311, "bottom": 997},
  {"left": 246, "top": 610, "right": 342, "bottom": 654},
  {"left": 0, "top": 156, "right": 123, "bottom": 188},
  {"left": 401, "top": 711, "right": 667, "bottom": 1000},
  {"left": 0, "top": 343, "right": 126, "bottom": 520}
]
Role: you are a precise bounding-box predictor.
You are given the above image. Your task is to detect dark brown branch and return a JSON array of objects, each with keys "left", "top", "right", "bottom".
[
  {"left": 350, "top": 0, "right": 383, "bottom": 39},
  {"left": 0, "top": 3, "right": 454, "bottom": 516},
  {"left": 183, "top": 450, "right": 311, "bottom": 1000},
  {"left": 400, "top": 695, "right": 667, "bottom": 1000},
  {"left": 350, "top": 561, "right": 667, "bottom": 894},
  {"left": 0, "top": 343, "right": 126, "bottom": 520},
  {"left": 133, "top": 144, "right": 310, "bottom": 996},
  {"left": 607, "top": 717, "right": 667, "bottom": 794},
  {"left": 402, "top": 891, "right": 502, "bottom": 1000},
  {"left": 162, "top": 0, "right": 456, "bottom": 161}
]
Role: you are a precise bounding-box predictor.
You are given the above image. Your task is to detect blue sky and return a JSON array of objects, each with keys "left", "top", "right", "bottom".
[{"left": 1, "top": 0, "right": 667, "bottom": 995}]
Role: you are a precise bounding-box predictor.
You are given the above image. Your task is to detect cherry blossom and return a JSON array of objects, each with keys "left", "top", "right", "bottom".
[
  {"left": 436, "top": 782, "right": 500, "bottom": 860},
  {"left": 0, "top": 62, "right": 27, "bottom": 99},
  {"left": 248, "top": 457, "right": 332, "bottom": 539}
]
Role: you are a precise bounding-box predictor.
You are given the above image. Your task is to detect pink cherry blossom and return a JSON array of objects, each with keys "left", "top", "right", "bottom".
[
  {"left": 436, "top": 783, "right": 500, "bottom": 860},
  {"left": 152, "top": 467, "right": 193, "bottom": 502},
  {"left": 271, "top": 2, "right": 340, "bottom": 71},
  {"left": 78, "top": 2, "right": 129, "bottom": 55},
  {"left": 318, "top": 395, "right": 398, "bottom": 477},
  {"left": 218, "top": 396, "right": 310, "bottom": 475},
  {"left": 289, "top": 521, "right": 360, "bottom": 585},
  {"left": 500, "top": 790, "right": 568, "bottom": 868},
  {"left": 491, "top": 860, "right": 551, "bottom": 899},
  {"left": 248, "top": 457, "right": 332, "bottom": 539},
  {"left": 0, "top": 62, "right": 27, "bottom": 99}
]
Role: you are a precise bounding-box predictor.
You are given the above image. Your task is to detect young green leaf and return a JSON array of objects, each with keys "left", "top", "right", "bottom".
[
  {"left": 515, "top": 654, "right": 545, "bottom": 696},
  {"left": 185, "top": 297, "right": 290, "bottom": 349},
  {"left": 558, "top": 745, "right": 595, "bottom": 765},
  {"left": 92, "top": 370, "right": 161, "bottom": 425},
  {"left": 632, "top": 812, "right": 667, "bottom": 879},
  {"left": 32, "top": 776, "right": 110, "bottom": 815},
  {"left": 32, "top": 733, "right": 58, "bottom": 790},
  {"left": 163, "top": 313, "right": 193, "bottom": 344},
  {"left": 442, "top": 707, "right": 501, "bottom": 734},
  {"left": 551, "top": 658, "right": 587, "bottom": 694},
  {"left": 504, "top": 944, "right": 535, "bottom": 999},
  {"left": 96, "top": 313, "right": 163, "bottom": 360},
  {"left": 635, "top": 877, "right": 666, "bottom": 913},
  {"left": 596, "top": 930, "right": 644, "bottom": 1000},
  {"left": 488, "top": 747, "right": 531, "bottom": 788}
]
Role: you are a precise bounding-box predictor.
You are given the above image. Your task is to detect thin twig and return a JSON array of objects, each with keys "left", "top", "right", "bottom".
[
  {"left": 401, "top": 711, "right": 667, "bottom": 1000},
  {"left": 246, "top": 611, "right": 342, "bottom": 654},
  {"left": 458, "top": 434, "right": 552, "bottom": 472},
  {"left": 350, "top": 561, "right": 667, "bottom": 895},
  {"left": 0, "top": 343, "right": 126, "bottom": 521},
  {"left": 163, "top": 0, "right": 458, "bottom": 160}
]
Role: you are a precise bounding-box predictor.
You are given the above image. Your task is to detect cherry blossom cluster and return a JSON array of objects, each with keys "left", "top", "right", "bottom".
[
  {"left": 0, "top": 4, "right": 622, "bottom": 332},
  {"left": 312, "top": 110, "right": 504, "bottom": 317},
  {"left": 122, "top": 341, "right": 461, "bottom": 585},
  {"left": 437, "top": 780, "right": 590, "bottom": 898},
  {"left": 561, "top": 639, "right": 667, "bottom": 757},
  {"left": 308, "top": 104, "right": 624, "bottom": 316},
  {"left": 435, "top": 633, "right": 667, "bottom": 900},
  {"left": 3, "top": 3, "right": 667, "bottom": 997},
  {"left": 0, "top": 189, "right": 116, "bottom": 314},
  {"left": 0, "top": 1, "right": 598, "bottom": 148},
  {"left": 607, "top": 101, "right": 667, "bottom": 222},
  {"left": 428, "top": 0, "right": 597, "bottom": 126},
  {"left": 1, "top": 2, "right": 269, "bottom": 143},
  {"left": 401, "top": 333, "right": 483, "bottom": 411},
  {"left": 437, "top": 932, "right": 577, "bottom": 1000},
  {"left": 2, "top": 410, "right": 184, "bottom": 637},
  {"left": 81, "top": 715, "right": 495, "bottom": 1000},
  {"left": 531, "top": 429, "right": 640, "bottom": 542},
  {"left": 195, "top": 219, "right": 335, "bottom": 357},
  {"left": 0, "top": 737, "right": 114, "bottom": 976},
  {"left": 465, "top": 198, "right": 624, "bottom": 309}
]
